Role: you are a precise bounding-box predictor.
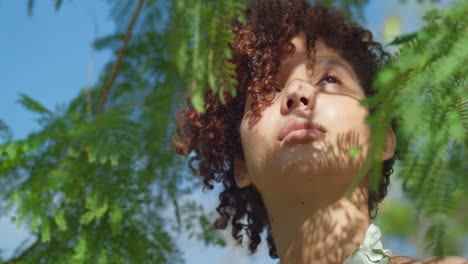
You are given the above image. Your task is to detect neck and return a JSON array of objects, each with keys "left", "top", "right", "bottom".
[{"left": 262, "top": 183, "right": 370, "bottom": 264}]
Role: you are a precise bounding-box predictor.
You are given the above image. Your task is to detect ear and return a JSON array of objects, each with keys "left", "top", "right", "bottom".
[
  {"left": 382, "top": 127, "right": 396, "bottom": 161},
  {"left": 233, "top": 159, "right": 252, "bottom": 188}
]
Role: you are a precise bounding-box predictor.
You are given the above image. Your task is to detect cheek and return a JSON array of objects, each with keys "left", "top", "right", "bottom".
[
  {"left": 240, "top": 119, "right": 267, "bottom": 157},
  {"left": 239, "top": 111, "right": 278, "bottom": 172},
  {"left": 320, "top": 96, "right": 372, "bottom": 165},
  {"left": 322, "top": 97, "right": 371, "bottom": 141}
]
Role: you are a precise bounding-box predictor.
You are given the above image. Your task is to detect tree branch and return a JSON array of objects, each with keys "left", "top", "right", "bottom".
[
  {"left": 86, "top": 48, "right": 95, "bottom": 121},
  {"left": 97, "top": 0, "right": 145, "bottom": 115}
]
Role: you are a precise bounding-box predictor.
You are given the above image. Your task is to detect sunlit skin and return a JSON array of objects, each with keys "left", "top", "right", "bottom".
[
  {"left": 232, "top": 33, "right": 465, "bottom": 264},
  {"left": 233, "top": 32, "right": 394, "bottom": 264}
]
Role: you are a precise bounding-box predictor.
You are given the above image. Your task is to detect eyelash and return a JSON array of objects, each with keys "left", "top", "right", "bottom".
[
  {"left": 319, "top": 73, "right": 343, "bottom": 85},
  {"left": 276, "top": 72, "right": 343, "bottom": 91}
]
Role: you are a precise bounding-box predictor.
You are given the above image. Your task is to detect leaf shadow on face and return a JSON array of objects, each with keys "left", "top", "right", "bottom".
[
  {"left": 276, "top": 129, "right": 373, "bottom": 263},
  {"left": 240, "top": 122, "right": 376, "bottom": 263}
]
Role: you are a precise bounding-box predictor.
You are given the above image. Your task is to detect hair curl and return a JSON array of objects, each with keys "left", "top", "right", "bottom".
[{"left": 173, "top": 0, "right": 396, "bottom": 259}]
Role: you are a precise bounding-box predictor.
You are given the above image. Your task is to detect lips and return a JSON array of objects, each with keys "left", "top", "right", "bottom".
[{"left": 279, "top": 120, "right": 327, "bottom": 142}]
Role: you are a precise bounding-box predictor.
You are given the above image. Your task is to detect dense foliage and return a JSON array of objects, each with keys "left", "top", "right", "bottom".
[{"left": 365, "top": 1, "right": 467, "bottom": 255}]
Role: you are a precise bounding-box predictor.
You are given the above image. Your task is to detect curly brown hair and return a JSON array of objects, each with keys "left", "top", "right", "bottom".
[{"left": 173, "top": 0, "right": 395, "bottom": 259}]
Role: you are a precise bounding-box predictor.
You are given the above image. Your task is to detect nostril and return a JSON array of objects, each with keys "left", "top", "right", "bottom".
[
  {"left": 300, "top": 97, "right": 308, "bottom": 105},
  {"left": 287, "top": 99, "right": 293, "bottom": 109}
]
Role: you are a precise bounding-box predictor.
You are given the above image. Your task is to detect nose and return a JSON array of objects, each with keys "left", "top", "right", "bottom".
[{"left": 280, "top": 80, "right": 318, "bottom": 114}]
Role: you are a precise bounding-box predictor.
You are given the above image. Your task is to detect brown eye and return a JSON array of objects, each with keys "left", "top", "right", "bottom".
[{"left": 323, "top": 75, "right": 339, "bottom": 84}]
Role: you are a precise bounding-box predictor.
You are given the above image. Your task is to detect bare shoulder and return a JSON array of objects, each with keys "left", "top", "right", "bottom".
[{"left": 390, "top": 255, "right": 467, "bottom": 264}]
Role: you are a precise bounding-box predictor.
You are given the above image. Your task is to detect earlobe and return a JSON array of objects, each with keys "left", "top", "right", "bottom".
[
  {"left": 382, "top": 127, "right": 396, "bottom": 160},
  {"left": 233, "top": 159, "right": 252, "bottom": 188}
]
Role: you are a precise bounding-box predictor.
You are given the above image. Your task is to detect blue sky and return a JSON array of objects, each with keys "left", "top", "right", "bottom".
[
  {"left": 0, "top": 1, "right": 114, "bottom": 140},
  {"left": 0, "top": 0, "right": 462, "bottom": 263}
]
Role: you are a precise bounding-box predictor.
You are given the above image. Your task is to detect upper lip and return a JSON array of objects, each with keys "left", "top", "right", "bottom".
[{"left": 279, "top": 119, "right": 327, "bottom": 141}]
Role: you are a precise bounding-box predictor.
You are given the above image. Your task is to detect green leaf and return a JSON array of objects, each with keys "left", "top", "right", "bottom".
[
  {"left": 67, "top": 147, "right": 80, "bottom": 158},
  {"left": 374, "top": 68, "right": 397, "bottom": 89},
  {"left": 109, "top": 154, "right": 119, "bottom": 166},
  {"left": 348, "top": 146, "right": 362, "bottom": 158},
  {"left": 54, "top": 212, "right": 67, "bottom": 231},
  {"left": 55, "top": 0, "right": 63, "bottom": 10},
  {"left": 191, "top": 89, "right": 206, "bottom": 113},
  {"left": 97, "top": 249, "right": 108, "bottom": 264},
  {"left": 80, "top": 211, "right": 95, "bottom": 225},
  {"left": 4, "top": 143, "right": 18, "bottom": 159},
  {"left": 109, "top": 202, "right": 123, "bottom": 235},
  {"left": 208, "top": 59, "right": 216, "bottom": 89},
  {"left": 27, "top": 0, "right": 34, "bottom": 16},
  {"left": 447, "top": 111, "right": 464, "bottom": 140},
  {"left": 41, "top": 218, "right": 51, "bottom": 242},
  {"left": 30, "top": 214, "right": 39, "bottom": 233},
  {"left": 17, "top": 93, "right": 52, "bottom": 116},
  {"left": 87, "top": 151, "right": 97, "bottom": 163},
  {"left": 0, "top": 119, "right": 12, "bottom": 142},
  {"left": 387, "top": 31, "right": 418, "bottom": 46},
  {"left": 73, "top": 234, "right": 88, "bottom": 262},
  {"left": 93, "top": 33, "right": 125, "bottom": 50},
  {"left": 176, "top": 40, "right": 188, "bottom": 74},
  {"left": 0, "top": 119, "right": 8, "bottom": 132},
  {"left": 95, "top": 199, "right": 109, "bottom": 219},
  {"left": 11, "top": 192, "right": 21, "bottom": 205},
  {"left": 99, "top": 154, "right": 108, "bottom": 164},
  {"left": 237, "top": 14, "right": 247, "bottom": 25}
]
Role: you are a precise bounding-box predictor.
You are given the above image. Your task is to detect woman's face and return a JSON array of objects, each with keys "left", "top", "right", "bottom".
[{"left": 235, "top": 33, "right": 393, "bottom": 195}]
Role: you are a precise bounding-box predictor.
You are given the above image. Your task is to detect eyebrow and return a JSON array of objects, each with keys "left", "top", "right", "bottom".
[{"left": 315, "top": 58, "right": 356, "bottom": 78}]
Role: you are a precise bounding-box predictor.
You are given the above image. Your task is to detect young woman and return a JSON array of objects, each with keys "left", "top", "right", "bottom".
[{"left": 173, "top": 0, "right": 466, "bottom": 263}]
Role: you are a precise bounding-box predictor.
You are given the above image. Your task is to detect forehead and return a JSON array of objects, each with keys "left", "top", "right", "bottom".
[
  {"left": 284, "top": 33, "right": 345, "bottom": 60},
  {"left": 279, "top": 33, "right": 357, "bottom": 79}
]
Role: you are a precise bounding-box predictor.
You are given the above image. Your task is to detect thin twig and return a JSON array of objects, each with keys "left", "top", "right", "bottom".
[
  {"left": 81, "top": 0, "right": 100, "bottom": 121},
  {"left": 97, "top": 0, "right": 145, "bottom": 115},
  {"left": 86, "top": 46, "right": 95, "bottom": 121}
]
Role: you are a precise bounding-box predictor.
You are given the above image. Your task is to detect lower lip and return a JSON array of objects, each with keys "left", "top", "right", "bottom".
[{"left": 281, "top": 129, "right": 326, "bottom": 144}]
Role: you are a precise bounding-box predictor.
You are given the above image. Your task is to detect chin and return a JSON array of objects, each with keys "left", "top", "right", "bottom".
[
  {"left": 269, "top": 149, "right": 362, "bottom": 183},
  {"left": 274, "top": 142, "right": 329, "bottom": 169},
  {"left": 271, "top": 158, "right": 333, "bottom": 182}
]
